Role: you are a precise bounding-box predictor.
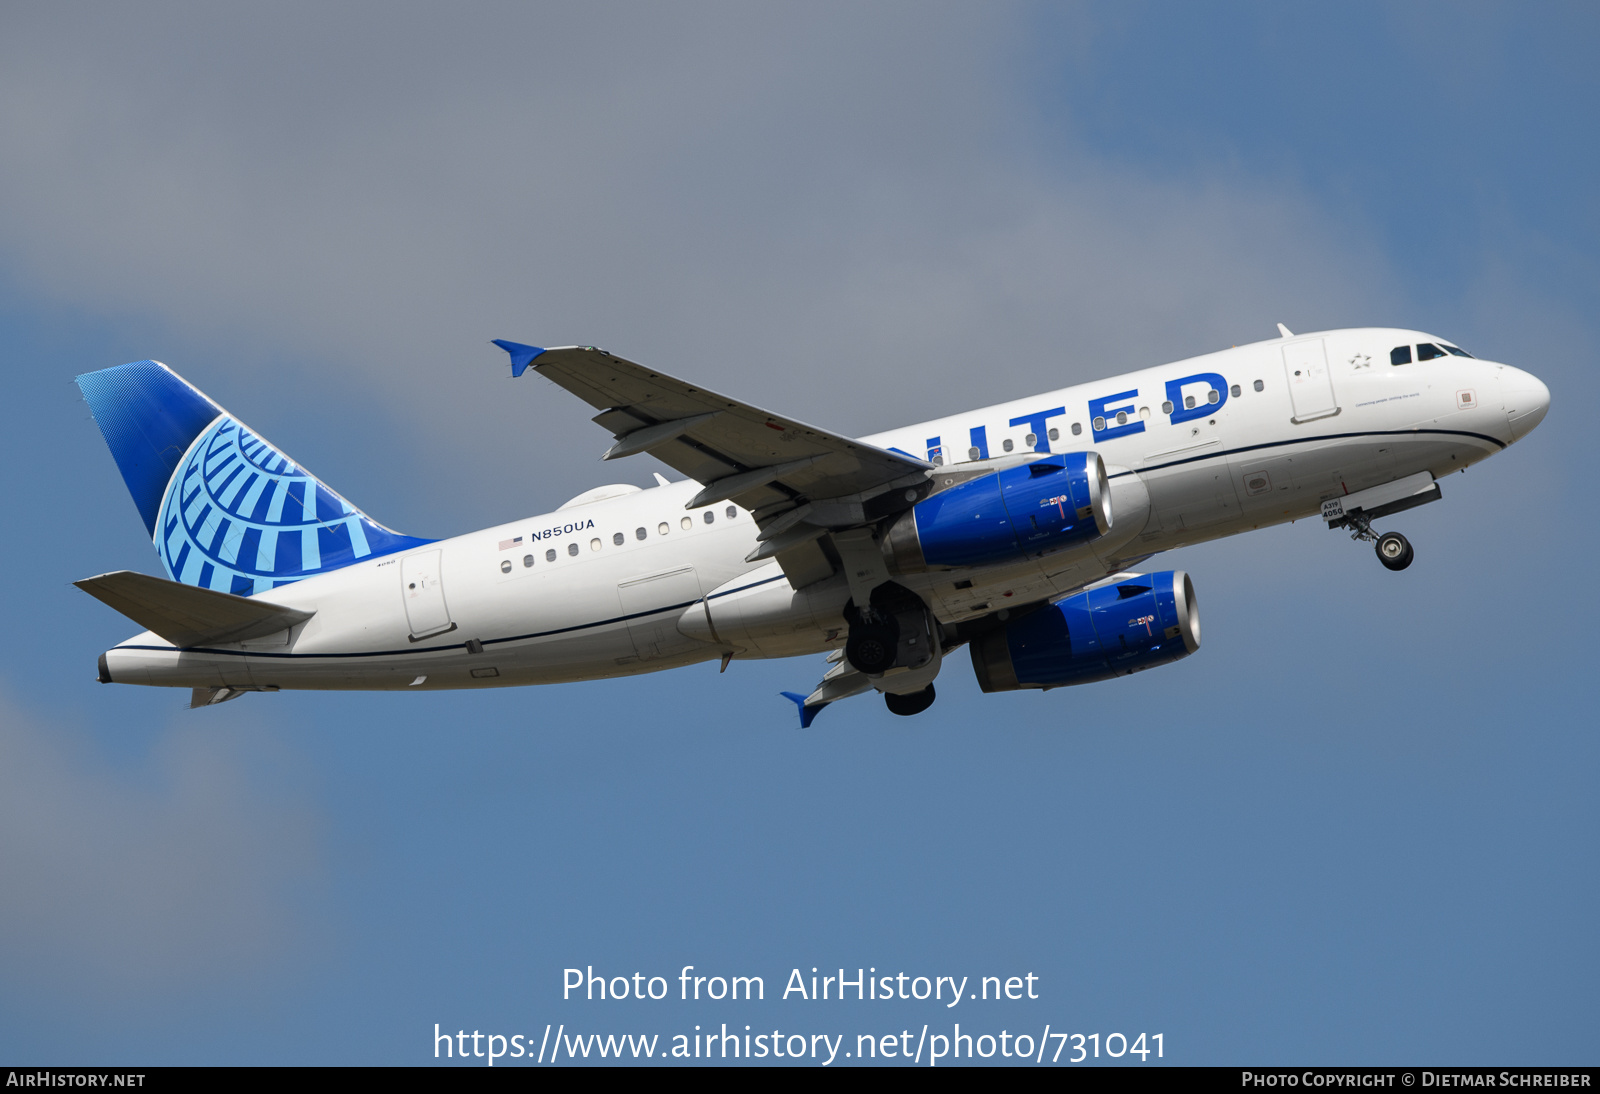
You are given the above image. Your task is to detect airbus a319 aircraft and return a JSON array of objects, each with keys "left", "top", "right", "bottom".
[{"left": 75, "top": 325, "right": 1549, "bottom": 723}]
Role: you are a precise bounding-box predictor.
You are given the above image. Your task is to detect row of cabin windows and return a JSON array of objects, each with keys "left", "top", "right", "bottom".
[
  {"left": 1391, "top": 342, "right": 1473, "bottom": 365},
  {"left": 497, "top": 505, "right": 738, "bottom": 573},
  {"left": 964, "top": 379, "right": 1267, "bottom": 458}
]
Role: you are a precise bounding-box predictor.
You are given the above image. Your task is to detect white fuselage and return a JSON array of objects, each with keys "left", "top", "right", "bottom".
[{"left": 101, "top": 328, "right": 1546, "bottom": 693}]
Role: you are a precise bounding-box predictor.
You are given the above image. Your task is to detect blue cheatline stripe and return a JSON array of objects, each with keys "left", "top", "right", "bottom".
[
  {"left": 1106, "top": 426, "right": 1504, "bottom": 480},
  {"left": 112, "top": 574, "right": 797, "bottom": 658}
]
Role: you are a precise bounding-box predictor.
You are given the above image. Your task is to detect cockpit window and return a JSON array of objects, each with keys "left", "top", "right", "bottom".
[
  {"left": 1417, "top": 343, "right": 1447, "bottom": 361},
  {"left": 1443, "top": 344, "right": 1474, "bottom": 358},
  {"left": 1390, "top": 345, "right": 1412, "bottom": 365}
]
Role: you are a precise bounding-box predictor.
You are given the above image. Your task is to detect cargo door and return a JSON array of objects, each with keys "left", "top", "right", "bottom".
[
  {"left": 401, "top": 549, "right": 455, "bottom": 640},
  {"left": 1282, "top": 338, "right": 1339, "bottom": 423},
  {"left": 618, "top": 567, "right": 704, "bottom": 660}
]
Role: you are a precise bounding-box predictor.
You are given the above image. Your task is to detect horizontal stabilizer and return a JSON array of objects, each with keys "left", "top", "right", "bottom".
[{"left": 75, "top": 570, "right": 314, "bottom": 648}]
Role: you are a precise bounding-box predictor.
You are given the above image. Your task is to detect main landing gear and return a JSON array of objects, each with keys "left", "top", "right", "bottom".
[
  {"left": 842, "top": 582, "right": 944, "bottom": 717},
  {"left": 884, "top": 684, "right": 936, "bottom": 717},
  {"left": 1345, "top": 511, "right": 1413, "bottom": 571},
  {"left": 844, "top": 616, "right": 899, "bottom": 675}
]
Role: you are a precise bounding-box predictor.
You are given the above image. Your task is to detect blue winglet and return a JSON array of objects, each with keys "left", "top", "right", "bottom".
[
  {"left": 492, "top": 340, "right": 547, "bottom": 378},
  {"left": 780, "top": 691, "right": 826, "bottom": 729}
]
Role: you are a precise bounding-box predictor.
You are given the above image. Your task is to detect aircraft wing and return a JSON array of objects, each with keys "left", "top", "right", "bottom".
[{"left": 499, "top": 342, "right": 934, "bottom": 583}]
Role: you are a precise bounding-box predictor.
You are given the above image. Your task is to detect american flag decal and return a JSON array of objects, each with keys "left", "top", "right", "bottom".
[{"left": 498, "top": 536, "right": 523, "bottom": 551}]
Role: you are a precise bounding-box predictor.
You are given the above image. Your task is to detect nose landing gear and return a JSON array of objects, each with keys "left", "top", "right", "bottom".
[
  {"left": 1342, "top": 510, "right": 1414, "bottom": 571},
  {"left": 1375, "top": 530, "right": 1414, "bottom": 571},
  {"left": 1319, "top": 472, "right": 1439, "bottom": 572}
]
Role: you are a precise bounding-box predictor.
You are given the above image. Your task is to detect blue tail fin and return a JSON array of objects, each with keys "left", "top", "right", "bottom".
[{"left": 77, "top": 360, "right": 432, "bottom": 594}]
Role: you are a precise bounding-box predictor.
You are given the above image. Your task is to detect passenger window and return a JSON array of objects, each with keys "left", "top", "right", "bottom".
[
  {"left": 1113, "top": 412, "right": 1126, "bottom": 426},
  {"left": 523, "top": 554, "right": 533, "bottom": 568},
  {"left": 567, "top": 543, "right": 579, "bottom": 557},
  {"left": 1184, "top": 395, "right": 1196, "bottom": 409},
  {"left": 967, "top": 446, "right": 980, "bottom": 461},
  {"left": 546, "top": 548, "right": 557, "bottom": 562},
  {"left": 680, "top": 516, "right": 692, "bottom": 530},
  {"left": 1024, "top": 432, "right": 1038, "bottom": 446},
  {"left": 1390, "top": 345, "right": 1413, "bottom": 365},
  {"left": 1070, "top": 422, "right": 1082, "bottom": 436},
  {"left": 1002, "top": 439, "right": 1014, "bottom": 453},
  {"left": 1207, "top": 389, "right": 1220, "bottom": 404},
  {"left": 1253, "top": 379, "right": 1264, "bottom": 392},
  {"left": 725, "top": 506, "right": 737, "bottom": 519},
  {"left": 1092, "top": 416, "right": 1106, "bottom": 431},
  {"left": 590, "top": 538, "right": 602, "bottom": 551},
  {"left": 658, "top": 522, "right": 669, "bottom": 535},
  {"left": 1417, "top": 343, "right": 1446, "bottom": 361},
  {"left": 635, "top": 527, "right": 647, "bottom": 540},
  {"left": 1048, "top": 427, "right": 1059, "bottom": 441},
  {"left": 1161, "top": 400, "right": 1174, "bottom": 414},
  {"left": 1139, "top": 407, "right": 1150, "bottom": 419},
  {"left": 1230, "top": 384, "right": 1241, "bottom": 397},
  {"left": 500, "top": 560, "right": 512, "bottom": 573},
  {"left": 703, "top": 510, "right": 714, "bottom": 524},
  {"left": 613, "top": 532, "right": 625, "bottom": 546}
]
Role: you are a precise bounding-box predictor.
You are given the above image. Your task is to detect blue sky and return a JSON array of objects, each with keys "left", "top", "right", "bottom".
[{"left": 0, "top": 2, "right": 1594, "bottom": 1065}]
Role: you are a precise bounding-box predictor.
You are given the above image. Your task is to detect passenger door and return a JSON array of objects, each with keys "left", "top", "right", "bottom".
[
  {"left": 401, "top": 550, "right": 455, "bottom": 640},
  {"left": 1282, "top": 338, "right": 1340, "bottom": 423}
]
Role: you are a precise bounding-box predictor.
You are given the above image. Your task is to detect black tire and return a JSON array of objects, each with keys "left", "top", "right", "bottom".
[
  {"left": 885, "top": 684, "right": 936, "bottom": 717},
  {"left": 845, "top": 622, "right": 899, "bottom": 675},
  {"left": 1376, "top": 531, "right": 1413, "bottom": 571}
]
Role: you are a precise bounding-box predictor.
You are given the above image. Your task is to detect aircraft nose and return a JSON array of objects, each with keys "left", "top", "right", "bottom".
[{"left": 1501, "top": 366, "right": 1551, "bottom": 441}]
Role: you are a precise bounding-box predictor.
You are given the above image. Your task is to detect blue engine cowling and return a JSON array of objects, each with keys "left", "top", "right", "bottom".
[
  {"left": 970, "top": 570, "right": 1200, "bottom": 691},
  {"left": 885, "top": 452, "right": 1112, "bottom": 571}
]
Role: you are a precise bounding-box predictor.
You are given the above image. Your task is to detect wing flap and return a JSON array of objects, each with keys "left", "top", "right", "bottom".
[{"left": 75, "top": 570, "right": 314, "bottom": 648}]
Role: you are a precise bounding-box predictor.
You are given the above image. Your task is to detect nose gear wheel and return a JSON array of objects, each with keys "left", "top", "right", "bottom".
[
  {"left": 1343, "top": 510, "right": 1415, "bottom": 571},
  {"left": 1375, "top": 530, "right": 1413, "bottom": 571}
]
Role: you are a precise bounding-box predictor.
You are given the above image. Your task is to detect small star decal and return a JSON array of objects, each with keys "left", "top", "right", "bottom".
[{"left": 1349, "top": 353, "right": 1372, "bottom": 368}]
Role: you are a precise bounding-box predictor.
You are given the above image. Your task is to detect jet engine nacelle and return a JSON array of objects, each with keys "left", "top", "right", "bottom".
[
  {"left": 884, "top": 452, "right": 1112, "bottom": 572},
  {"left": 970, "top": 570, "right": 1200, "bottom": 692}
]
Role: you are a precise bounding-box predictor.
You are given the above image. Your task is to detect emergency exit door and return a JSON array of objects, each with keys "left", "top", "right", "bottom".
[
  {"left": 401, "top": 549, "right": 455, "bottom": 640},
  {"left": 1282, "top": 338, "right": 1340, "bottom": 423}
]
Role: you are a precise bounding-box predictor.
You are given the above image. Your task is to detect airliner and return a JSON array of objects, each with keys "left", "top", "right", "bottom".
[{"left": 74, "top": 325, "right": 1549, "bottom": 723}]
